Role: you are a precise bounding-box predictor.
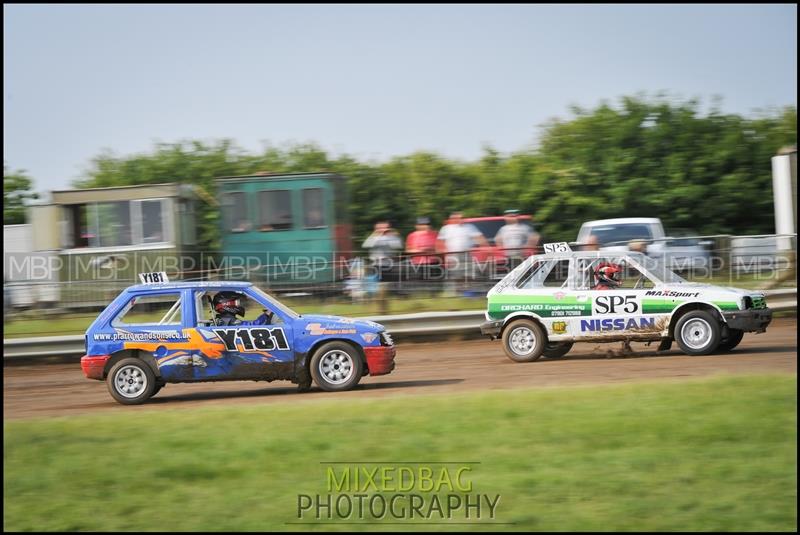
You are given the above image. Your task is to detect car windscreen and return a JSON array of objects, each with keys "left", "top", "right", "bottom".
[
  {"left": 249, "top": 286, "right": 300, "bottom": 320},
  {"left": 589, "top": 224, "right": 653, "bottom": 246},
  {"left": 636, "top": 256, "right": 688, "bottom": 284}
]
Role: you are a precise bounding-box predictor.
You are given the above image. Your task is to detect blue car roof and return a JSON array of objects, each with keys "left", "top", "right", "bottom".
[{"left": 126, "top": 281, "right": 254, "bottom": 292}]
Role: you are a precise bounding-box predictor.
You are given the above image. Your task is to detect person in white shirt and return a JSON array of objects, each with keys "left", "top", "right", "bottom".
[
  {"left": 436, "top": 212, "right": 488, "bottom": 281},
  {"left": 495, "top": 209, "right": 541, "bottom": 269}
]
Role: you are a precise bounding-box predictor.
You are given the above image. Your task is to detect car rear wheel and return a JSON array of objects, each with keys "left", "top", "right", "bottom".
[
  {"left": 543, "top": 342, "right": 573, "bottom": 359},
  {"left": 502, "top": 319, "right": 546, "bottom": 362},
  {"left": 107, "top": 357, "right": 156, "bottom": 405},
  {"left": 717, "top": 328, "right": 744, "bottom": 352},
  {"left": 675, "top": 311, "right": 721, "bottom": 356},
  {"left": 310, "top": 342, "right": 363, "bottom": 392}
]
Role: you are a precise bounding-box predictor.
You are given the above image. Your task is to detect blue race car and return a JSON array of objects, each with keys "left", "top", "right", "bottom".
[{"left": 81, "top": 275, "right": 396, "bottom": 405}]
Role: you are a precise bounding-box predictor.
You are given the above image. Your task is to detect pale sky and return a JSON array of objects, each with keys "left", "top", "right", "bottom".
[{"left": 3, "top": 4, "right": 797, "bottom": 192}]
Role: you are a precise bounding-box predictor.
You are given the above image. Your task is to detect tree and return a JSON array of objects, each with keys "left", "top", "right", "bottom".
[
  {"left": 74, "top": 96, "right": 796, "bottom": 248},
  {"left": 4, "top": 165, "right": 38, "bottom": 225}
]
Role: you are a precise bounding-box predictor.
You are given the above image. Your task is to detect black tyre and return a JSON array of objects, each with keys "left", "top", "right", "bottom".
[
  {"left": 309, "top": 342, "right": 364, "bottom": 392},
  {"left": 106, "top": 357, "right": 156, "bottom": 405},
  {"left": 543, "top": 342, "right": 573, "bottom": 359},
  {"left": 152, "top": 382, "right": 164, "bottom": 397},
  {"left": 717, "top": 328, "right": 744, "bottom": 352},
  {"left": 674, "top": 310, "right": 722, "bottom": 356},
  {"left": 501, "top": 319, "right": 546, "bottom": 363}
]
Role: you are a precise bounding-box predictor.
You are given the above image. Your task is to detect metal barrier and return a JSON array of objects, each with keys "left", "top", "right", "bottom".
[
  {"left": 3, "top": 233, "right": 797, "bottom": 312},
  {"left": 3, "top": 289, "right": 796, "bottom": 361}
]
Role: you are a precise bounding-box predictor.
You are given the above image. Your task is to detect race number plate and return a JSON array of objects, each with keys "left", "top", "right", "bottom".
[
  {"left": 544, "top": 242, "right": 572, "bottom": 254},
  {"left": 139, "top": 272, "right": 170, "bottom": 284}
]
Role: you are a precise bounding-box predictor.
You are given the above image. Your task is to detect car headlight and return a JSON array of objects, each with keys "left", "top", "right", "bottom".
[{"left": 379, "top": 331, "right": 394, "bottom": 346}]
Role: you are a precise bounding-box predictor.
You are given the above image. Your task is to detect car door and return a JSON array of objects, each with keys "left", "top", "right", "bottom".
[
  {"left": 579, "top": 257, "right": 661, "bottom": 337},
  {"left": 501, "top": 257, "right": 586, "bottom": 339},
  {"left": 109, "top": 289, "right": 195, "bottom": 382},
  {"left": 188, "top": 289, "right": 295, "bottom": 381}
]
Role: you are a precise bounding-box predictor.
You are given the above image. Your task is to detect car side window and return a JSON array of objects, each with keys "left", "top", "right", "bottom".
[
  {"left": 575, "top": 257, "right": 657, "bottom": 290},
  {"left": 195, "top": 292, "right": 216, "bottom": 326},
  {"left": 542, "top": 259, "right": 570, "bottom": 287},
  {"left": 196, "top": 290, "right": 285, "bottom": 326},
  {"left": 516, "top": 259, "right": 569, "bottom": 289},
  {"left": 573, "top": 258, "right": 598, "bottom": 290},
  {"left": 618, "top": 263, "right": 656, "bottom": 290},
  {"left": 112, "top": 293, "right": 182, "bottom": 326}
]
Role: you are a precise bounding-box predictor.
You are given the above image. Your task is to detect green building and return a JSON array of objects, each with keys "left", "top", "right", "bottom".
[{"left": 215, "top": 172, "right": 353, "bottom": 286}]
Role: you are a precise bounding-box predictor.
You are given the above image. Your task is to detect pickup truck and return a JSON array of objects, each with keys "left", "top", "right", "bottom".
[{"left": 576, "top": 218, "right": 712, "bottom": 272}]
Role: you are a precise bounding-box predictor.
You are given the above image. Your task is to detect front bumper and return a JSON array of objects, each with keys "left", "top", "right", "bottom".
[
  {"left": 480, "top": 320, "right": 503, "bottom": 339},
  {"left": 364, "top": 346, "right": 396, "bottom": 376},
  {"left": 81, "top": 355, "right": 110, "bottom": 380},
  {"left": 723, "top": 308, "right": 773, "bottom": 333}
]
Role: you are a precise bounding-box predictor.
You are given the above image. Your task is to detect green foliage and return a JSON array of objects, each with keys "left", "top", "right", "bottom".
[
  {"left": 70, "top": 96, "right": 796, "bottom": 246},
  {"left": 3, "top": 164, "right": 38, "bottom": 225}
]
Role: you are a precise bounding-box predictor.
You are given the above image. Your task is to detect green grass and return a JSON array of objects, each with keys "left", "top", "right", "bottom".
[
  {"left": 2, "top": 296, "right": 485, "bottom": 338},
  {"left": 4, "top": 375, "right": 797, "bottom": 531}
]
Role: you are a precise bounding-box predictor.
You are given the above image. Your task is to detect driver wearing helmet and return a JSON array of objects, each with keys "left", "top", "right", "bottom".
[
  {"left": 212, "top": 291, "right": 272, "bottom": 326},
  {"left": 593, "top": 262, "right": 623, "bottom": 290}
]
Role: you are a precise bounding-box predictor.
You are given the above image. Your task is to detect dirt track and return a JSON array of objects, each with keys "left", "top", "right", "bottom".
[{"left": 4, "top": 318, "right": 796, "bottom": 420}]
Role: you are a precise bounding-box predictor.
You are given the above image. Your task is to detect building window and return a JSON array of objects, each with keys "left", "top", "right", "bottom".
[
  {"left": 302, "top": 188, "right": 325, "bottom": 228},
  {"left": 62, "top": 199, "right": 171, "bottom": 249},
  {"left": 178, "top": 199, "right": 196, "bottom": 245},
  {"left": 258, "top": 190, "right": 293, "bottom": 231},
  {"left": 95, "top": 201, "right": 132, "bottom": 247},
  {"left": 222, "top": 192, "right": 250, "bottom": 232},
  {"left": 140, "top": 200, "right": 165, "bottom": 243}
]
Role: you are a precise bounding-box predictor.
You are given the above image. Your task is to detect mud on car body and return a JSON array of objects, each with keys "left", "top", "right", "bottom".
[
  {"left": 81, "top": 275, "right": 396, "bottom": 404},
  {"left": 480, "top": 244, "right": 772, "bottom": 362}
]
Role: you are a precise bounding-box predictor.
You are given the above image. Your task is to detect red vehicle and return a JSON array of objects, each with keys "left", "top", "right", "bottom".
[{"left": 462, "top": 215, "right": 539, "bottom": 265}]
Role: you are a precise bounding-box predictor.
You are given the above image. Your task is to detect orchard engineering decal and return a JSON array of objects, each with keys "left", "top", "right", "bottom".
[{"left": 212, "top": 327, "right": 290, "bottom": 351}]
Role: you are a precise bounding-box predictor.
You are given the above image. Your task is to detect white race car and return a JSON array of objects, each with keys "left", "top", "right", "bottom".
[{"left": 480, "top": 244, "right": 772, "bottom": 362}]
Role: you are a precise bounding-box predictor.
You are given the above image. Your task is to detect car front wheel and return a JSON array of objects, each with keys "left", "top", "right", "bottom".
[
  {"left": 675, "top": 311, "right": 722, "bottom": 356},
  {"left": 501, "top": 319, "right": 546, "bottom": 363},
  {"left": 107, "top": 357, "right": 156, "bottom": 405},
  {"left": 310, "top": 342, "right": 364, "bottom": 392}
]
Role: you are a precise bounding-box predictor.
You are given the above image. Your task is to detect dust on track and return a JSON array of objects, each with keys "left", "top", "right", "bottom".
[{"left": 4, "top": 318, "right": 796, "bottom": 420}]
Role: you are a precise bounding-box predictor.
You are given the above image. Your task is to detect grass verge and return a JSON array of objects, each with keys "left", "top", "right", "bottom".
[{"left": 3, "top": 374, "right": 797, "bottom": 531}]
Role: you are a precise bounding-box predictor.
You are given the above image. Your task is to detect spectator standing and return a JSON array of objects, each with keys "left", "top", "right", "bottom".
[
  {"left": 436, "top": 212, "right": 487, "bottom": 290},
  {"left": 362, "top": 221, "right": 403, "bottom": 281},
  {"left": 405, "top": 216, "right": 440, "bottom": 290},
  {"left": 406, "top": 217, "right": 439, "bottom": 266},
  {"left": 495, "top": 209, "right": 541, "bottom": 270},
  {"left": 581, "top": 235, "right": 601, "bottom": 251}
]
